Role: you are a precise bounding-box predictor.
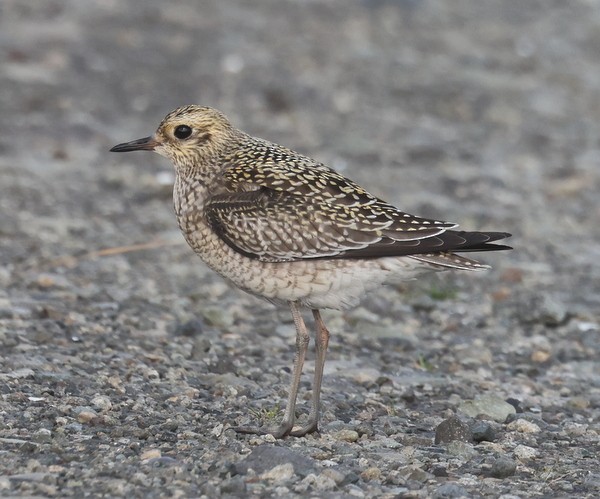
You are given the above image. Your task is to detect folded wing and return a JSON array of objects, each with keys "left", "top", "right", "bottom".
[{"left": 207, "top": 142, "right": 511, "bottom": 262}]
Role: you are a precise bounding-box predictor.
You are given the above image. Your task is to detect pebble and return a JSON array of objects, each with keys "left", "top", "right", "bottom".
[
  {"left": 174, "top": 319, "right": 204, "bottom": 337},
  {"left": 433, "top": 482, "right": 469, "bottom": 498},
  {"left": 146, "top": 456, "right": 178, "bottom": 467},
  {"left": 458, "top": 395, "right": 516, "bottom": 423},
  {"left": 319, "top": 468, "right": 345, "bottom": 485},
  {"left": 65, "top": 423, "right": 83, "bottom": 433},
  {"left": 32, "top": 428, "right": 52, "bottom": 443},
  {"left": 273, "top": 486, "right": 291, "bottom": 496},
  {"left": 0, "top": 368, "right": 35, "bottom": 380},
  {"left": 295, "top": 474, "right": 318, "bottom": 493},
  {"left": 435, "top": 416, "right": 473, "bottom": 444},
  {"left": 489, "top": 457, "right": 517, "bottom": 478},
  {"left": 202, "top": 306, "right": 235, "bottom": 328},
  {"left": 91, "top": 395, "right": 112, "bottom": 411},
  {"left": 313, "top": 473, "right": 337, "bottom": 491},
  {"left": 505, "top": 398, "right": 523, "bottom": 413},
  {"left": 563, "top": 422, "right": 588, "bottom": 437},
  {"left": 446, "top": 441, "right": 477, "bottom": 460},
  {"left": 567, "top": 396, "right": 590, "bottom": 410},
  {"left": 399, "top": 466, "right": 433, "bottom": 483},
  {"left": 260, "top": 463, "right": 295, "bottom": 483},
  {"left": 513, "top": 444, "right": 538, "bottom": 461},
  {"left": 507, "top": 419, "right": 541, "bottom": 433},
  {"left": 323, "top": 468, "right": 359, "bottom": 486},
  {"left": 360, "top": 467, "right": 381, "bottom": 481},
  {"left": 234, "top": 445, "right": 316, "bottom": 478},
  {"left": 471, "top": 421, "right": 496, "bottom": 442},
  {"left": 33, "top": 273, "right": 72, "bottom": 289},
  {"left": 530, "top": 350, "right": 551, "bottom": 363},
  {"left": 77, "top": 410, "right": 98, "bottom": 424},
  {"left": 346, "top": 484, "right": 366, "bottom": 497},
  {"left": 140, "top": 449, "right": 161, "bottom": 461},
  {"left": 334, "top": 429, "right": 360, "bottom": 442},
  {"left": 520, "top": 294, "right": 567, "bottom": 326},
  {"left": 6, "top": 472, "right": 51, "bottom": 483}
]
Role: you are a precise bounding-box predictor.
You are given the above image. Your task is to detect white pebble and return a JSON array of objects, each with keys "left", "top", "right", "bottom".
[
  {"left": 507, "top": 419, "right": 541, "bottom": 433},
  {"left": 513, "top": 444, "right": 538, "bottom": 461}
]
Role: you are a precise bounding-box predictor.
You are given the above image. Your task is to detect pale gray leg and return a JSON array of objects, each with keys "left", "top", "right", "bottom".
[
  {"left": 234, "top": 301, "right": 309, "bottom": 438},
  {"left": 290, "top": 309, "right": 330, "bottom": 437}
]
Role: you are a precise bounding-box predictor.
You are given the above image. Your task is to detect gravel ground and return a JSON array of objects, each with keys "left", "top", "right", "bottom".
[{"left": 1, "top": 0, "right": 599, "bottom": 497}]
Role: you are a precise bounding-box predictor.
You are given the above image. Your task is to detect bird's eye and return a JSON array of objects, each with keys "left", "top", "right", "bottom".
[{"left": 174, "top": 125, "right": 192, "bottom": 140}]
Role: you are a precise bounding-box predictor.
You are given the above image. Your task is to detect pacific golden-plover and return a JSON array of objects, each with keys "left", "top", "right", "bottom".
[{"left": 111, "top": 105, "right": 511, "bottom": 438}]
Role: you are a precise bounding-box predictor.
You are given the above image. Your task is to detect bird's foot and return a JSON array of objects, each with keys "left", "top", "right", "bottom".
[
  {"left": 233, "top": 419, "right": 319, "bottom": 439},
  {"left": 289, "top": 419, "right": 319, "bottom": 437},
  {"left": 233, "top": 421, "right": 294, "bottom": 439}
]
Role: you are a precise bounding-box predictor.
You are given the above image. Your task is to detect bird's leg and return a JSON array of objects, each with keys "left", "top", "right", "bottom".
[
  {"left": 234, "top": 301, "right": 309, "bottom": 438},
  {"left": 290, "top": 309, "right": 330, "bottom": 437}
]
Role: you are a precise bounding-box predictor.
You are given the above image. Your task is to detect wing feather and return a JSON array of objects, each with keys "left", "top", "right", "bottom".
[{"left": 205, "top": 139, "right": 510, "bottom": 262}]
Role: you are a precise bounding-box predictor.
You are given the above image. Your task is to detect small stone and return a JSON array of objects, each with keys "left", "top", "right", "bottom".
[
  {"left": 435, "top": 416, "right": 473, "bottom": 444},
  {"left": 347, "top": 484, "right": 366, "bottom": 497},
  {"left": 324, "top": 468, "right": 359, "bottom": 486},
  {"left": 320, "top": 468, "right": 345, "bottom": 485},
  {"left": 458, "top": 395, "right": 516, "bottom": 423},
  {"left": 521, "top": 295, "right": 567, "bottom": 326},
  {"left": 260, "top": 463, "right": 295, "bottom": 483},
  {"left": 145, "top": 456, "right": 178, "bottom": 467},
  {"left": 91, "top": 394, "right": 112, "bottom": 411},
  {"left": 0, "top": 368, "right": 35, "bottom": 380},
  {"left": 174, "top": 319, "right": 204, "bottom": 337},
  {"left": 507, "top": 419, "right": 541, "bottom": 433},
  {"left": 131, "top": 472, "right": 150, "bottom": 487},
  {"left": 0, "top": 477, "right": 10, "bottom": 490},
  {"left": 350, "top": 368, "right": 382, "bottom": 384},
  {"left": 32, "top": 428, "right": 52, "bottom": 443},
  {"left": 505, "top": 398, "right": 523, "bottom": 413},
  {"left": 143, "top": 368, "right": 160, "bottom": 381},
  {"left": 401, "top": 466, "right": 433, "bottom": 483},
  {"left": 563, "top": 422, "right": 588, "bottom": 437},
  {"left": 6, "top": 472, "right": 49, "bottom": 483},
  {"left": 513, "top": 444, "right": 538, "bottom": 461},
  {"left": 77, "top": 410, "right": 98, "bottom": 424},
  {"left": 360, "top": 467, "right": 381, "bottom": 481},
  {"left": 220, "top": 476, "right": 247, "bottom": 494},
  {"left": 433, "top": 482, "right": 469, "bottom": 498},
  {"left": 234, "top": 445, "right": 315, "bottom": 478},
  {"left": 471, "top": 421, "right": 496, "bottom": 442},
  {"left": 567, "top": 396, "right": 590, "bottom": 410},
  {"left": 65, "top": 423, "right": 83, "bottom": 433},
  {"left": 530, "top": 350, "right": 551, "bottom": 363},
  {"left": 432, "top": 466, "right": 448, "bottom": 477},
  {"left": 202, "top": 306, "right": 235, "bottom": 328},
  {"left": 140, "top": 448, "right": 161, "bottom": 461},
  {"left": 334, "top": 429, "right": 360, "bottom": 442},
  {"left": 489, "top": 457, "right": 517, "bottom": 478},
  {"left": 295, "top": 474, "right": 318, "bottom": 493},
  {"left": 34, "top": 273, "right": 72, "bottom": 289},
  {"left": 314, "top": 473, "right": 337, "bottom": 491},
  {"left": 538, "top": 295, "right": 567, "bottom": 326},
  {"left": 446, "top": 441, "right": 477, "bottom": 460}
]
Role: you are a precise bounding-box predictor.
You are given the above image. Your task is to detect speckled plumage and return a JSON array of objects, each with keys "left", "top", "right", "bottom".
[{"left": 111, "top": 105, "right": 512, "bottom": 438}]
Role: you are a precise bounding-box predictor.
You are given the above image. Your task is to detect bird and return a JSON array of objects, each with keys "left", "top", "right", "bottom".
[{"left": 110, "top": 105, "right": 511, "bottom": 438}]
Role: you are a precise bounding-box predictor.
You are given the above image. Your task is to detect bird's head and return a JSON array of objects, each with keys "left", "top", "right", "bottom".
[{"left": 110, "top": 105, "right": 236, "bottom": 171}]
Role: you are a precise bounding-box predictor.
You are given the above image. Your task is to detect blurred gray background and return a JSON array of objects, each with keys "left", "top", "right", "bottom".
[{"left": 1, "top": 1, "right": 599, "bottom": 497}]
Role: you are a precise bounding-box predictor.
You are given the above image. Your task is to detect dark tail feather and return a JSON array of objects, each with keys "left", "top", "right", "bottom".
[{"left": 450, "top": 231, "right": 512, "bottom": 253}]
